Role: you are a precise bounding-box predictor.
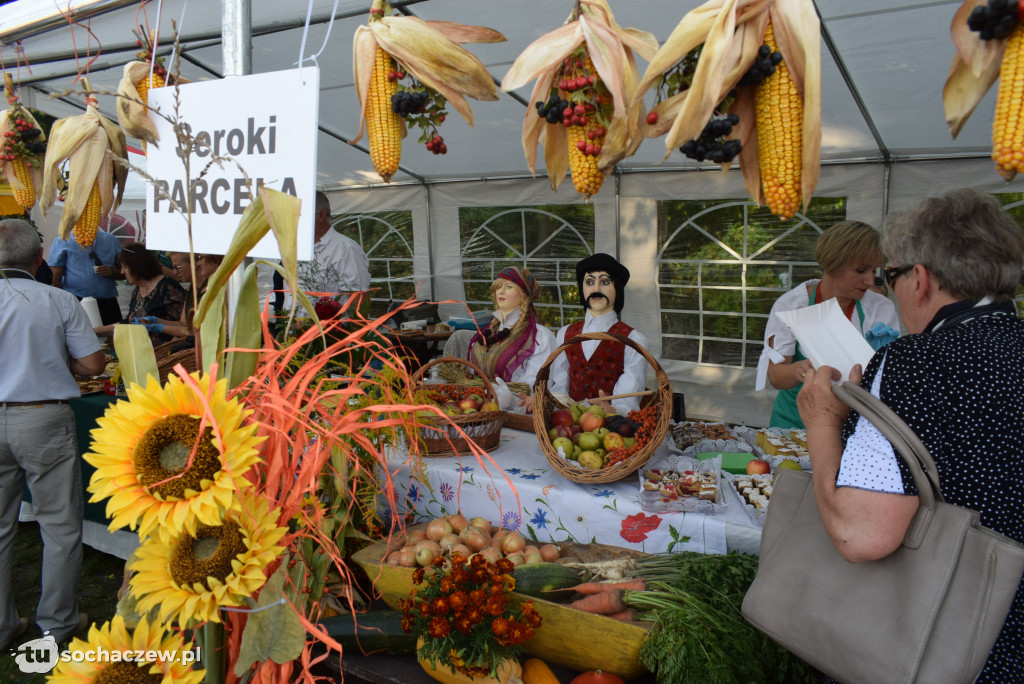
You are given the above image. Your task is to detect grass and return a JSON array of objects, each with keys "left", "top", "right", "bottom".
[{"left": 1, "top": 521, "right": 125, "bottom": 682}]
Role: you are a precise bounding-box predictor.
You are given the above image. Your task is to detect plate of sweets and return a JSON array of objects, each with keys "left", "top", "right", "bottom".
[{"left": 637, "top": 453, "right": 726, "bottom": 514}]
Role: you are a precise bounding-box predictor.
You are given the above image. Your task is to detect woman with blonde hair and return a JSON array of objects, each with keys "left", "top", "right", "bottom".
[
  {"left": 756, "top": 221, "right": 900, "bottom": 428},
  {"left": 467, "top": 266, "right": 555, "bottom": 388}
]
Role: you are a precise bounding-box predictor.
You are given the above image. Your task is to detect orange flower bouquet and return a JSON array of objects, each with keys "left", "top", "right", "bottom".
[{"left": 400, "top": 554, "right": 541, "bottom": 680}]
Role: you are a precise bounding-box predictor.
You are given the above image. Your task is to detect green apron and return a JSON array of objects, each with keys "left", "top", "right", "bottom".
[{"left": 768, "top": 284, "right": 865, "bottom": 429}]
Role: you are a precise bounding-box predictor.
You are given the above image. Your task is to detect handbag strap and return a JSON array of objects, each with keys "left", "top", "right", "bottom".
[{"left": 832, "top": 380, "right": 942, "bottom": 549}]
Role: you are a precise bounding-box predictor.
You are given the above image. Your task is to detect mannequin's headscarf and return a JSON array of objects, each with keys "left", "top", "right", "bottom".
[
  {"left": 469, "top": 266, "right": 541, "bottom": 382},
  {"left": 576, "top": 252, "right": 629, "bottom": 316}
]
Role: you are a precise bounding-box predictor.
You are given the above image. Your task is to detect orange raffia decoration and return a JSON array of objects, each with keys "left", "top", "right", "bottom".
[{"left": 215, "top": 295, "right": 520, "bottom": 682}]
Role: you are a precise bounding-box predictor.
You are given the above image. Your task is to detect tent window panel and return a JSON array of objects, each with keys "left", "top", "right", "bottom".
[
  {"left": 465, "top": 281, "right": 493, "bottom": 304},
  {"left": 993, "top": 192, "right": 1024, "bottom": 309},
  {"left": 661, "top": 337, "right": 699, "bottom": 363},
  {"left": 656, "top": 197, "right": 848, "bottom": 369},
  {"left": 661, "top": 312, "right": 700, "bottom": 336},
  {"left": 459, "top": 205, "right": 595, "bottom": 326},
  {"left": 659, "top": 287, "right": 700, "bottom": 311},
  {"left": 702, "top": 340, "right": 746, "bottom": 366},
  {"left": 332, "top": 211, "right": 414, "bottom": 307}
]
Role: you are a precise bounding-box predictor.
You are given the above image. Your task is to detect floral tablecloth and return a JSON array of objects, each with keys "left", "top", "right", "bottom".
[{"left": 382, "top": 429, "right": 763, "bottom": 556}]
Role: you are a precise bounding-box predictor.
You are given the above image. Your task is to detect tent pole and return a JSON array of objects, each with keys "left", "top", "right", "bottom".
[
  {"left": 222, "top": 0, "right": 252, "bottom": 331},
  {"left": 424, "top": 184, "right": 434, "bottom": 301}
]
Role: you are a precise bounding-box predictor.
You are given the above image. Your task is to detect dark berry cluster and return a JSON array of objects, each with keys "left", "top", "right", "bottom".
[
  {"left": 968, "top": 0, "right": 1021, "bottom": 40},
  {"left": 0, "top": 113, "right": 44, "bottom": 161},
  {"left": 678, "top": 113, "right": 742, "bottom": 164},
  {"left": 535, "top": 94, "right": 569, "bottom": 124},
  {"left": 391, "top": 90, "right": 429, "bottom": 116},
  {"left": 738, "top": 45, "right": 783, "bottom": 86}
]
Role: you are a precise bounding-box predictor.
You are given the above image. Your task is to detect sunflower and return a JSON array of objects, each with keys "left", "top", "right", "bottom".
[
  {"left": 46, "top": 614, "right": 204, "bottom": 684},
  {"left": 85, "top": 372, "right": 264, "bottom": 541},
  {"left": 129, "top": 490, "right": 287, "bottom": 627}
]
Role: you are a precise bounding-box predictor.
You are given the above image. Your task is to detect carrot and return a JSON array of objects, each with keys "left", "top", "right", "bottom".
[
  {"left": 564, "top": 579, "right": 647, "bottom": 595},
  {"left": 605, "top": 608, "right": 637, "bottom": 621},
  {"left": 568, "top": 587, "right": 625, "bottom": 615}
]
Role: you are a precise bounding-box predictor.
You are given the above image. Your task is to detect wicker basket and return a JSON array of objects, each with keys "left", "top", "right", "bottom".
[
  {"left": 153, "top": 341, "right": 199, "bottom": 384},
  {"left": 410, "top": 357, "right": 505, "bottom": 457},
  {"left": 533, "top": 331, "right": 672, "bottom": 484}
]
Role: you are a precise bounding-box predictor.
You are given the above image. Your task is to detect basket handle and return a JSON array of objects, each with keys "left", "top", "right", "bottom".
[{"left": 409, "top": 356, "right": 499, "bottom": 403}]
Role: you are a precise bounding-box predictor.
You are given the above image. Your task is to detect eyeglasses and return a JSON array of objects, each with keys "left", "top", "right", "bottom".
[
  {"left": 172, "top": 264, "right": 185, "bottom": 272},
  {"left": 883, "top": 264, "right": 914, "bottom": 287}
]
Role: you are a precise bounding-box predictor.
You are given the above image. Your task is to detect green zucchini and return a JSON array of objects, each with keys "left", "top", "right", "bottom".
[
  {"left": 513, "top": 562, "right": 581, "bottom": 600},
  {"left": 318, "top": 610, "right": 417, "bottom": 655}
]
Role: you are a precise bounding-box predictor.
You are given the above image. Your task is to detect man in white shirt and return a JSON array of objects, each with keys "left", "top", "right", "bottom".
[
  {"left": 548, "top": 253, "right": 650, "bottom": 415},
  {"left": 1, "top": 219, "right": 104, "bottom": 649},
  {"left": 279, "top": 190, "right": 370, "bottom": 314}
]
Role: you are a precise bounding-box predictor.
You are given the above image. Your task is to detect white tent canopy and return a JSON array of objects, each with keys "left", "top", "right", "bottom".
[{"left": 3, "top": 0, "right": 1020, "bottom": 425}]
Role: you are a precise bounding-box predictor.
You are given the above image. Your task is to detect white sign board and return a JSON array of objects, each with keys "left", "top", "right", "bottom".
[{"left": 145, "top": 68, "right": 319, "bottom": 260}]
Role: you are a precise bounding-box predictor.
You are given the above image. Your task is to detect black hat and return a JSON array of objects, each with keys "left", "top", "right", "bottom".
[{"left": 576, "top": 252, "right": 630, "bottom": 315}]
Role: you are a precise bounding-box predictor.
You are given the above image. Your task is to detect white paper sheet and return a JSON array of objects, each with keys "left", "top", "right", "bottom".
[{"left": 775, "top": 299, "right": 875, "bottom": 380}]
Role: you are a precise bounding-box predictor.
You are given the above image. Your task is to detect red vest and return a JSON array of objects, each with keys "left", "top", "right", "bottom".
[{"left": 565, "top": 319, "right": 634, "bottom": 401}]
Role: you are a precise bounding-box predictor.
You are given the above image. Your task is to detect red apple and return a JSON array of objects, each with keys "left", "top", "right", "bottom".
[
  {"left": 459, "top": 397, "right": 480, "bottom": 412},
  {"left": 746, "top": 458, "right": 771, "bottom": 475},
  {"left": 570, "top": 425, "right": 583, "bottom": 436},
  {"left": 549, "top": 409, "right": 574, "bottom": 428},
  {"left": 578, "top": 411, "right": 605, "bottom": 433},
  {"left": 553, "top": 425, "right": 573, "bottom": 440}
]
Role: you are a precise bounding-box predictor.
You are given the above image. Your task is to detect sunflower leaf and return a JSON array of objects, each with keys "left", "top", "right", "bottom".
[
  {"left": 233, "top": 562, "right": 304, "bottom": 676},
  {"left": 226, "top": 263, "right": 263, "bottom": 389},
  {"left": 113, "top": 323, "right": 159, "bottom": 388}
]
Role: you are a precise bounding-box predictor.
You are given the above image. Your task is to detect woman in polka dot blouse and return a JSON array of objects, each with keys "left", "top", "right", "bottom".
[{"left": 798, "top": 188, "right": 1024, "bottom": 681}]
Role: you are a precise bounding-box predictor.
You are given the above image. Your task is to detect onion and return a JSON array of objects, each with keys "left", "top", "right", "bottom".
[
  {"left": 500, "top": 532, "right": 526, "bottom": 556},
  {"left": 397, "top": 547, "right": 417, "bottom": 567},
  {"left": 414, "top": 539, "right": 441, "bottom": 566},
  {"left": 407, "top": 529, "right": 428, "bottom": 544},
  {"left": 480, "top": 546, "right": 503, "bottom": 563},
  {"left": 439, "top": 533, "right": 460, "bottom": 553},
  {"left": 447, "top": 513, "right": 469, "bottom": 533},
  {"left": 460, "top": 526, "right": 490, "bottom": 551},
  {"left": 426, "top": 518, "right": 453, "bottom": 542},
  {"left": 505, "top": 552, "right": 524, "bottom": 566},
  {"left": 450, "top": 543, "right": 471, "bottom": 558},
  {"left": 540, "top": 543, "right": 560, "bottom": 562},
  {"left": 523, "top": 546, "right": 542, "bottom": 564},
  {"left": 468, "top": 516, "right": 492, "bottom": 531}
]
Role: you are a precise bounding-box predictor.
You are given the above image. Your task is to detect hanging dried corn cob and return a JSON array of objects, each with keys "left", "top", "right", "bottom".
[
  {"left": 754, "top": 21, "right": 802, "bottom": 221},
  {"left": 73, "top": 180, "right": 103, "bottom": 247},
  {"left": 366, "top": 46, "right": 402, "bottom": 182},
  {"left": 633, "top": 0, "right": 821, "bottom": 221},
  {"left": 502, "top": 0, "right": 657, "bottom": 199},
  {"left": 40, "top": 82, "right": 127, "bottom": 247},
  {"left": 945, "top": 1, "right": 1024, "bottom": 180},
  {"left": 0, "top": 74, "right": 47, "bottom": 210},
  {"left": 352, "top": 0, "right": 504, "bottom": 183},
  {"left": 115, "top": 28, "right": 176, "bottom": 149}
]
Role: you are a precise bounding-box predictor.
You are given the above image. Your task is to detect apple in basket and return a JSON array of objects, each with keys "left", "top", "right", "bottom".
[
  {"left": 552, "top": 437, "right": 574, "bottom": 457},
  {"left": 459, "top": 395, "right": 481, "bottom": 412},
  {"left": 746, "top": 458, "right": 771, "bottom": 475},
  {"left": 549, "top": 408, "right": 574, "bottom": 428},
  {"left": 578, "top": 411, "right": 605, "bottom": 433},
  {"left": 480, "top": 401, "right": 500, "bottom": 413},
  {"left": 603, "top": 432, "right": 626, "bottom": 451}
]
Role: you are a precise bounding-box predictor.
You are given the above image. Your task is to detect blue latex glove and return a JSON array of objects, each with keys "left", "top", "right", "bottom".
[
  {"left": 864, "top": 322, "right": 899, "bottom": 351},
  {"left": 134, "top": 316, "right": 164, "bottom": 334}
]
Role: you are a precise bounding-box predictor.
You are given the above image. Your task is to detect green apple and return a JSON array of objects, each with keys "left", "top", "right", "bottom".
[
  {"left": 623, "top": 437, "right": 637, "bottom": 448},
  {"left": 585, "top": 404, "right": 606, "bottom": 419},
  {"left": 776, "top": 458, "right": 801, "bottom": 471},
  {"left": 577, "top": 432, "right": 602, "bottom": 451},
  {"left": 569, "top": 404, "right": 585, "bottom": 424},
  {"left": 548, "top": 427, "right": 560, "bottom": 441},
  {"left": 593, "top": 427, "right": 610, "bottom": 439},
  {"left": 551, "top": 437, "right": 574, "bottom": 457}
]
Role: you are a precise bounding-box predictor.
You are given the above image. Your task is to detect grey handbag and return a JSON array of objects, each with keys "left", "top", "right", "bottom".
[{"left": 741, "top": 381, "right": 1024, "bottom": 684}]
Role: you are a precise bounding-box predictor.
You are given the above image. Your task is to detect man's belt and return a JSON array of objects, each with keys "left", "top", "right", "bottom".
[{"left": 0, "top": 399, "right": 68, "bottom": 407}]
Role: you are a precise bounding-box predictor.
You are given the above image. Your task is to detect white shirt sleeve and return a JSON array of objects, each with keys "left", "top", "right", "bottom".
[
  {"left": 511, "top": 324, "right": 557, "bottom": 389},
  {"left": 610, "top": 327, "right": 650, "bottom": 415},
  {"left": 547, "top": 325, "right": 570, "bottom": 396},
  {"left": 835, "top": 355, "right": 906, "bottom": 494},
  {"left": 754, "top": 283, "right": 808, "bottom": 391}
]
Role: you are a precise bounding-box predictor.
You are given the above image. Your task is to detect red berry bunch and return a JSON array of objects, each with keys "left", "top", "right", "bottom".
[{"left": 0, "top": 108, "right": 44, "bottom": 162}]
